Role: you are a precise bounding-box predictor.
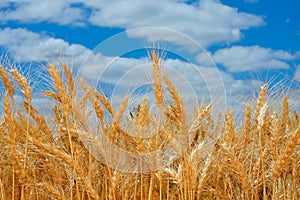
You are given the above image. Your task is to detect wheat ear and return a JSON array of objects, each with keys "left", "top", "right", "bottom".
[
  {"left": 152, "top": 50, "right": 164, "bottom": 108},
  {"left": 273, "top": 127, "right": 300, "bottom": 179},
  {"left": 0, "top": 66, "right": 14, "bottom": 99}
]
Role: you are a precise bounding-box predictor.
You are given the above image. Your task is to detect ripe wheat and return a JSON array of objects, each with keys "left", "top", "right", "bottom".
[{"left": 0, "top": 52, "right": 299, "bottom": 199}]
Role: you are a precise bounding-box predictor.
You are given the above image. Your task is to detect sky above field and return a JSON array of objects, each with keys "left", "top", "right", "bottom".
[{"left": 0, "top": 0, "right": 299, "bottom": 112}]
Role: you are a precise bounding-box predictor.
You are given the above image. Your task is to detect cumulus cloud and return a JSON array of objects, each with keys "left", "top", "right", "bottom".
[
  {"left": 78, "top": 52, "right": 153, "bottom": 90},
  {"left": 0, "top": 0, "right": 88, "bottom": 26},
  {"left": 88, "top": 0, "right": 264, "bottom": 46},
  {"left": 196, "top": 51, "right": 215, "bottom": 66},
  {"left": 202, "top": 45, "right": 294, "bottom": 72},
  {"left": 0, "top": 0, "right": 264, "bottom": 47},
  {"left": 0, "top": 28, "right": 90, "bottom": 63}
]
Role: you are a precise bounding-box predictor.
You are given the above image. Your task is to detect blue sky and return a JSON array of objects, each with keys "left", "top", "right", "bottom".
[{"left": 0, "top": 0, "right": 299, "bottom": 111}]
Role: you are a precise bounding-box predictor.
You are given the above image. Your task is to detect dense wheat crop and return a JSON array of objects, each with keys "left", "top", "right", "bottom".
[{"left": 0, "top": 51, "right": 299, "bottom": 199}]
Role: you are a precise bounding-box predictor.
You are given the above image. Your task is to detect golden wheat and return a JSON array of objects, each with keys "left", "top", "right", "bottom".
[{"left": 0, "top": 51, "right": 299, "bottom": 199}]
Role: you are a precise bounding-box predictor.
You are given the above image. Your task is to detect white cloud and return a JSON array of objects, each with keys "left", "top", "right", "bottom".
[
  {"left": 206, "top": 45, "right": 293, "bottom": 72},
  {"left": 88, "top": 0, "right": 264, "bottom": 46},
  {"left": 78, "top": 53, "right": 153, "bottom": 90},
  {"left": 0, "top": 28, "right": 90, "bottom": 63},
  {"left": 0, "top": 0, "right": 88, "bottom": 26},
  {"left": 0, "top": 0, "right": 264, "bottom": 47},
  {"left": 196, "top": 51, "right": 215, "bottom": 66}
]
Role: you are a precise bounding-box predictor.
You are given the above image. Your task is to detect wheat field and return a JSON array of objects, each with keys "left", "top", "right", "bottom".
[{"left": 0, "top": 51, "right": 299, "bottom": 200}]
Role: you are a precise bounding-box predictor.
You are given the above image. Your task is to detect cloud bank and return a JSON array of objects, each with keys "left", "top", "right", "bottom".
[
  {"left": 201, "top": 45, "right": 294, "bottom": 72},
  {"left": 0, "top": 28, "right": 89, "bottom": 63},
  {"left": 0, "top": 0, "right": 264, "bottom": 46}
]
